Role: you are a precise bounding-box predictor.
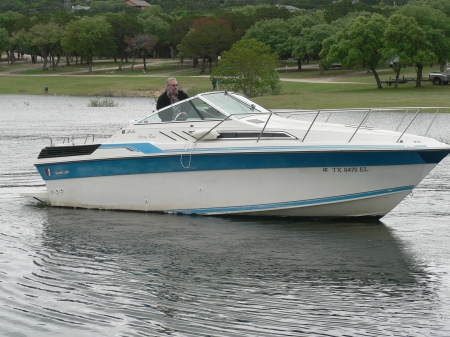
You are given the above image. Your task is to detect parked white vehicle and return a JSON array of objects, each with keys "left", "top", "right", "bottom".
[{"left": 429, "top": 69, "right": 450, "bottom": 85}]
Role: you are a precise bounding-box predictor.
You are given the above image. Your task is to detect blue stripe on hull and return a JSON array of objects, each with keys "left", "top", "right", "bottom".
[
  {"left": 169, "top": 186, "right": 414, "bottom": 214},
  {"left": 36, "top": 149, "right": 450, "bottom": 180}
]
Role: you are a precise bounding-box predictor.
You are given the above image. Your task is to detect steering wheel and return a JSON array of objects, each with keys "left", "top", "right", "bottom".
[{"left": 174, "top": 112, "right": 187, "bottom": 121}]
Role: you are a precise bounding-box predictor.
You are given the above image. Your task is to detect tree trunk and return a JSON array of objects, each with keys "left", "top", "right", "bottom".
[
  {"left": 297, "top": 58, "right": 302, "bottom": 71},
  {"left": 51, "top": 54, "right": 61, "bottom": 71},
  {"left": 415, "top": 64, "right": 423, "bottom": 88},
  {"left": 370, "top": 64, "right": 383, "bottom": 89},
  {"left": 131, "top": 54, "right": 136, "bottom": 70},
  {"left": 42, "top": 56, "right": 48, "bottom": 71},
  {"left": 8, "top": 48, "right": 15, "bottom": 63},
  {"left": 118, "top": 42, "right": 124, "bottom": 70},
  {"left": 200, "top": 56, "right": 206, "bottom": 74},
  {"left": 394, "top": 67, "right": 401, "bottom": 89},
  {"left": 50, "top": 54, "right": 55, "bottom": 71},
  {"left": 118, "top": 56, "right": 124, "bottom": 71},
  {"left": 143, "top": 51, "right": 147, "bottom": 70}
]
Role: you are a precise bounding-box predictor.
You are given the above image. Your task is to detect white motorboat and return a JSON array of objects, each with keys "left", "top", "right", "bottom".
[{"left": 30, "top": 91, "right": 450, "bottom": 218}]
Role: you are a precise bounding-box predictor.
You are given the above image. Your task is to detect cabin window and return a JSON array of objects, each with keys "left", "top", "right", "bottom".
[{"left": 217, "top": 131, "right": 295, "bottom": 139}]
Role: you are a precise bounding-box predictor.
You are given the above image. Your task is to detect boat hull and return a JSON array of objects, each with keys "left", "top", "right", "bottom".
[{"left": 38, "top": 157, "right": 438, "bottom": 217}]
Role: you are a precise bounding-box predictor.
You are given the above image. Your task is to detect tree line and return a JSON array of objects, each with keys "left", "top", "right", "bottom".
[
  {"left": 0, "top": 0, "right": 412, "bottom": 14},
  {"left": 0, "top": 0, "right": 449, "bottom": 92}
]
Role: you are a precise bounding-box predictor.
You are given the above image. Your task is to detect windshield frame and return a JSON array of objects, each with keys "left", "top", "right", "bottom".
[
  {"left": 134, "top": 91, "right": 271, "bottom": 125},
  {"left": 200, "top": 91, "right": 271, "bottom": 119}
]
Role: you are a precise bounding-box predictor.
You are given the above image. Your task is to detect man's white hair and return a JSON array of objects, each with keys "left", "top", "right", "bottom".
[{"left": 166, "top": 78, "right": 177, "bottom": 85}]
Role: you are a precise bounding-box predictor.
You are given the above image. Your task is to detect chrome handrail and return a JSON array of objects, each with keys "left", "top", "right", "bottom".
[
  {"left": 48, "top": 134, "right": 100, "bottom": 146},
  {"left": 425, "top": 108, "right": 440, "bottom": 136},
  {"left": 396, "top": 108, "right": 422, "bottom": 143},
  {"left": 193, "top": 107, "right": 448, "bottom": 144},
  {"left": 49, "top": 136, "right": 75, "bottom": 146},
  {"left": 84, "top": 134, "right": 96, "bottom": 144},
  {"left": 280, "top": 107, "right": 448, "bottom": 143},
  {"left": 301, "top": 110, "right": 321, "bottom": 142},
  {"left": 256, "top": 112, "right": 273, "bottom": 143},
  {"left": 348, "top": 109, "right": 372, "bottom": 143}
]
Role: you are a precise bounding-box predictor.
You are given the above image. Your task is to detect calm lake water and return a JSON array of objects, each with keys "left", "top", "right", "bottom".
[{"left": 1, "top": 94, "right": 450, "bottom": 337}]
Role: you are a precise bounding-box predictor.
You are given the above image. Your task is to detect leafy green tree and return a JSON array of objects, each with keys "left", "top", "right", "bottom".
[
  {"left": 62, "top": 16, "right": 114, "bottom": 72},
  {"left": 320, "top": 14, "right": 387, "bottom": 88},
  {"left": 125, "top": 33, "right": 157, "bottom": 70},
  {"left": 179, "top": 17, "right": 234, "bottom": 74},
  {"left": 244, "top": 18, "right": 291, "bottom": 58},
  {"left": 418, "top": 0, "right": 450, "bottom": 15},
  {"left": 139, "top": 11, "right": 170, "bottom": 58},
  {"left": 0, "top": 0, "right": 65, "bottom": 14},
  {"left": 87, "top": 0, "right": 135, "bottom": 16},
  {"left": 396, "top": 3, "right": 450, "bottom": 72},
  {"left": 19, "top": 22, "right": 65, "bottom": 70},
  {"left": 286, "top": 12, "right": 327, "bottom": 70},
  {"left": 383, "top": 14, "right": 437, "bottom": 87},
  {"left": 252, "top": 5, "right": 293, "bottom": 21},
  {"left": 292, "top": 23, "right": 333, "bottom": 70},
  {"left": 104, "top": 13, "right": 141, "bottom": 70},
  {"left": 168, "top": 15, "right": 201, "bottom": 59},
  {"left": 217, "top": 11, "right": 255, "bottom": 41},
  {"left": 324, "top": 0, "right": 357, "bottom": 23},
  {"left": 0, "top": 11, "right": 27, "bottom": 63},
  {"left": 211, "top": 39, "right": 280, "bottom": 97},
  {"left": 0, "top": 28, "right": 10, "bottom": 57}
]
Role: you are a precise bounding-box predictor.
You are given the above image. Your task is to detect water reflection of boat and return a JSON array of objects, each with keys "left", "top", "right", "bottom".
[{"left": 26, "top": 91, "right": 450, "bottom": 218}]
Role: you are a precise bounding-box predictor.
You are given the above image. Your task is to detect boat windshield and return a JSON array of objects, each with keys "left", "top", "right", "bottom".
[
  {"left": 201, "top": 92, "right": 270, "bottom": 118},
  {"left": 136, "top": 91, "right": 270, "bottom": 124},
  {"left": 136, "top": 97, "right": 227, "bottom": 124}
]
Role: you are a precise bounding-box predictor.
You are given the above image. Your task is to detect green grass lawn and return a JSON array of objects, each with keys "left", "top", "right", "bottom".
[
  {"left": 254, "top": 82, "right": 449, "bottom": 109},
  {"left": 1, "top": 58, "right": 449, "bottom": 109}
]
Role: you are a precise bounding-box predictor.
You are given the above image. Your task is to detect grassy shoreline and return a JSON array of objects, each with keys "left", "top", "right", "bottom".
[{"left": 1, "top": 59, "right": 449, "bottom": 110}]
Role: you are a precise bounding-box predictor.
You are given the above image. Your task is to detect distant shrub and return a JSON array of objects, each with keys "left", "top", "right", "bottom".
[{"left": 88, "top": 98, "right": 118, "bottom": 107}]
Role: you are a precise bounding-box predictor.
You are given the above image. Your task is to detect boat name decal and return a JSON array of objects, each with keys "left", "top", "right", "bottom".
[
  {"left": 55, "top": 170, "right": 70, "bottom": 175},
  {"left": 323, "top": 167, "right": 369, "bottom": 173},
  {"left": 44, "top": 168, "right": 70, "bottom": 176},
  {"left": 137, "top": 134, "right": 156, "bottom": 139}
]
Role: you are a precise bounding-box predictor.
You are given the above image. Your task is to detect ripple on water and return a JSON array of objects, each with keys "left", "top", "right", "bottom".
[{"left": 2, "top": 208, "right": 446, "bottom": 336}]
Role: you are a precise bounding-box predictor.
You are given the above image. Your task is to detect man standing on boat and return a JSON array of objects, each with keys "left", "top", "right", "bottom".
[{"left": 156, "top": 78, "right": 189, "bottom": 121}]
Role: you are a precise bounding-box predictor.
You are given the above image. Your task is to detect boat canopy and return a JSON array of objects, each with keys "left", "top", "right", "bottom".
[{"left": 136, "top": 91, "right": 271, "bottom": 124}]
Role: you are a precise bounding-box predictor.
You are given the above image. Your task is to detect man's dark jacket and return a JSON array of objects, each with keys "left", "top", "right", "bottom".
[{"left": 156, "top": 90, "right": 188, "bottom": 110}]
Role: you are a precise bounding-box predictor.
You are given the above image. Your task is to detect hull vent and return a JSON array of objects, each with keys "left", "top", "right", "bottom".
[{"left": 38, "top": 144, "right": 101, "bottom": 159}]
